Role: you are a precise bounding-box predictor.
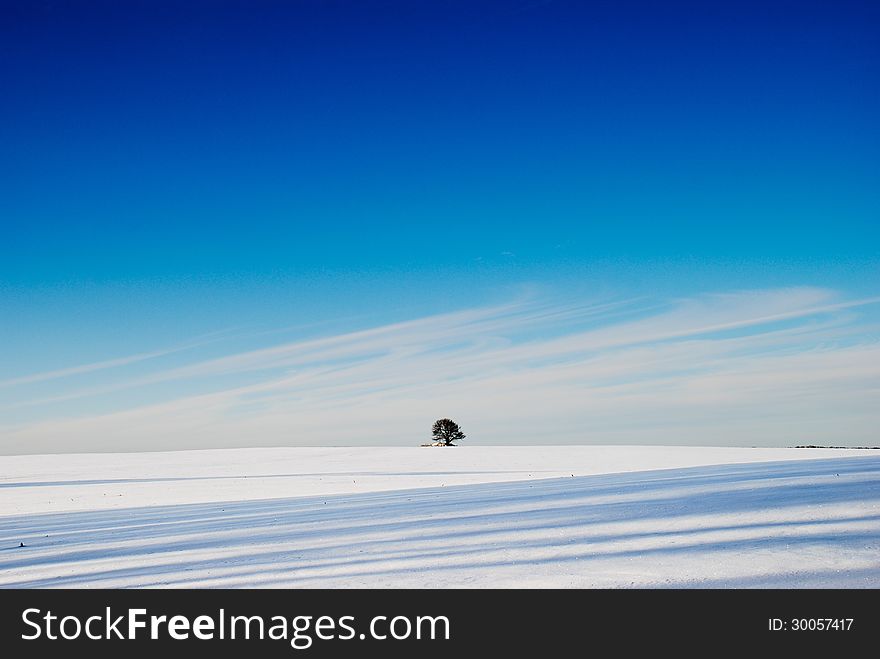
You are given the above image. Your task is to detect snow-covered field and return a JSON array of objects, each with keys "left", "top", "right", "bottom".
[{"left": 1, "top": 446, "right": 878, "bottom": 588}]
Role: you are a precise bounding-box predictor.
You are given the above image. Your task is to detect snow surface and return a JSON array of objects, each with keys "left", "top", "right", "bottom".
[{"left": 1, "top": 446, "right": 878, "bottom": 588}]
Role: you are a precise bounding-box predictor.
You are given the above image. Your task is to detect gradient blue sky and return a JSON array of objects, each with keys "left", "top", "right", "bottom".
[{"left": 1, "top": 1, "right": 878, "bottom": 452}]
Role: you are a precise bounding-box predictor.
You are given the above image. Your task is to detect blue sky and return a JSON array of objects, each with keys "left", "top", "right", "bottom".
[{"left": 1, "top": 1, "right": 878, "bottom": 452}]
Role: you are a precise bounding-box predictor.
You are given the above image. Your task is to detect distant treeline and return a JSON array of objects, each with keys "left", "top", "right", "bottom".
[{"left": 794, "top": 445, "right": 880, "bottom": 449}]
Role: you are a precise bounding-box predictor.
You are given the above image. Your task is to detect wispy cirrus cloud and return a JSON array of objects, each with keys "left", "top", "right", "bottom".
[
  {"left": 1, "top": 287, "right": 878, "bottom": 454},
  {"left": 0, "top": 328, "right": 239, "bottom": 389}
]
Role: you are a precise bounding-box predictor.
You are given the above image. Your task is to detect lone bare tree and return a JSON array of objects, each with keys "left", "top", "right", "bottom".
[{"left": 431, "top": 418, "right": 465, "bottom": 446}]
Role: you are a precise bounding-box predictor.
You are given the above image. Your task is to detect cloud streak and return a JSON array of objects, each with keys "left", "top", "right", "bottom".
[
  {"left": 0, "top": 328, "right": 239, "bottom": 389},
  {"left": 1, "top": 287, "right": 878, "bottom": 454}
]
